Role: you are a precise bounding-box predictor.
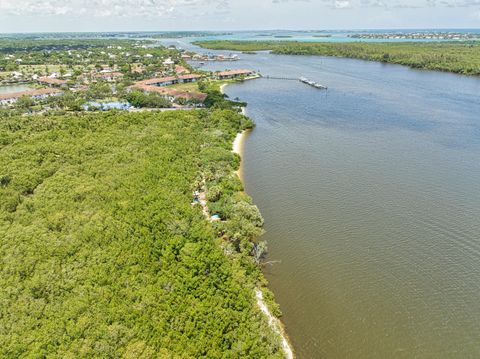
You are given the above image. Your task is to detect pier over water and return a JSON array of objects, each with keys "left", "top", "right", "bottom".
[{"left": 264, "top": 75, "right": 328, "bottom": 89}]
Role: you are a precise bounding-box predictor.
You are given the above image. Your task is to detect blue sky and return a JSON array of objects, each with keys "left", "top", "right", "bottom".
[{"left": 0, "top": 0, "right": 479, "bottom": 32}]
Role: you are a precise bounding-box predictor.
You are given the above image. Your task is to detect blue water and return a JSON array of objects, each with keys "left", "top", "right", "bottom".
[
  {"left": 157, "top": 29, "right": 480, "bottom": 45},
  {"left": 83, "top": 101, "right": 132, "bottom": 111},
  {"left": 0, "top": 84, "right": 32, "bottom": 94},
  {"left": 183, "top": 41, "right": 480, "bottom": 358}
]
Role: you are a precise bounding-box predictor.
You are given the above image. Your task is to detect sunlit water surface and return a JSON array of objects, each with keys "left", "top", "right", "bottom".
[
  {"left": 179, "top": 43, "right": 480, "bottom": 358},
  {"left": 0, "top": 84, "right": 32, "bottom": 94}
]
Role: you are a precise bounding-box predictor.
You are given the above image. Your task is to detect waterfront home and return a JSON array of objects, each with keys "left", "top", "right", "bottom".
[
  {"left": 130, "top": 73, "right": 206, "bottom": 104},
  {"left": 0, "top": 88, "right": 62, "bottom": 105},
  {"left": 216, "top": 69, "right": 254, "bottom": 79},
  {"left": 134, "top": 74, "right": 202, "bottom": 87},
  {"left": 129, "top": 84, "right": 207, "bottom": 104},
  {"left": 135, "top": 76, "right": 178, "bottom": 87},
  {"left": 178, "top": 74, "right": 200, "bottom": 83}
]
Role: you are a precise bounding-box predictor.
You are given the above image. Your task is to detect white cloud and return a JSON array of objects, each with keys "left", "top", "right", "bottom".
[
  {"left": 316, "top": 0, "right": 480, "bottom": 8},
  {"left": 1, "top": 0, "right": 479, "bottom": 19},
  {"left": 0, "top": 0, "right": 229, "bottom": 18},
  {"left": 472, "top": 9, "right": 480, "bottom": 18},
  {"left": 335, "top": 0, "right": 351, "bottom": 8}
]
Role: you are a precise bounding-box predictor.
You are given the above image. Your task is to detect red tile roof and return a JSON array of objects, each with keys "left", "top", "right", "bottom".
[
  {"left": 135, "top": 76, "right": 178, "bottom": 86},
  {"left": 0, "top": 88, "right": 62, "bottom": 101},
  {"left": 217, "top": 69, "right": 254, "bottom": 77},
  {"left": 175, "top": 65, "right": 190, "bottom": 74},
  {"left": 178, "top": 74, "right": 199, "bottom": 80},
  {"left": 130, "top": 84, "right": 207, "bottom": 102},
  {"left": 37, "top": 77, "right": 68, "bottom": 85},
  {"left": 134, "top": 74, "right": 202, "bottom": 87}
]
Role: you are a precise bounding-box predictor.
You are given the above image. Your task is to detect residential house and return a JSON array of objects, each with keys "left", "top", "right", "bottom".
[
  {"left": 163, "top": 58, "right": 175, "bottom": 66},
  {"left": 134, "top": 74, "right": 202, "bottom": 88},
  {"left": 215, "top": 69, "right": 254, "bottom": 80},
  {"left": 94, "top": 71, "right": 124, "bottom": 82},
  {"left": 0, "top": 88, "right": 63, "bottom": 106},
  {"left": 37, "top": 77, "right": 68, "bottom": 87},
  {"left": 130, "top": 84, "right": 207, "bottom": 104}
]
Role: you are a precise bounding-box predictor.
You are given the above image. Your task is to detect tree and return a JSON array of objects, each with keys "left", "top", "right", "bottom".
[
  {"left": 125, "top": 91, "right": 171, "bottom": 108},
  {"left": 86, "top": 82, "right": 112, "bottom": 100},
  {"left": 15, "top": 95, "right": 35, "bottom": 111},
  {"left": 252, "top": 241, "right": 268, "bottom": 265},
  {"left": 5, "top": 63, "right": 19, "bottom": 71}
]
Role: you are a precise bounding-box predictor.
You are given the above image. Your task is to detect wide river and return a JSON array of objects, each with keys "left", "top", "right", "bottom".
[{"left": 186, "top": 46, "right": 480, "bottom": 358}]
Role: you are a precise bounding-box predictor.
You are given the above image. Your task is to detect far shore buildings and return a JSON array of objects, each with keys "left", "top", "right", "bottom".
[
  {"left": 216, "top": 69, "right": 255, "bottom": 80},
  {"left": 0, "top": 88, "right": 62, "bottom": 106}
]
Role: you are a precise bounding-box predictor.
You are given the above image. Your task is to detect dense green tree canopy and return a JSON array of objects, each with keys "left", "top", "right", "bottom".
[
  {"left": 0, "top": 110, "right": 283, "bottom": 358},
  {"left": 195, "top": 40, "right": 480, "bottom": 76}
]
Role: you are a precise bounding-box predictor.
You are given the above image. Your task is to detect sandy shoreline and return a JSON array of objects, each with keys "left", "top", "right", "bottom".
[
  {"left": 225, "top": 84, "right": 249, "bottom": 176},
  {"left": 256, "top": 289, "right": 294, "bottom": 359},
  {"left": 224, "top": 82, "right": 295, "bottom": 359},
  {"left": 232, "top": 129, "right": 247, "bottom": 156},
  {"left": 232, "top": 129, "right": 248, "bottom": 178}
]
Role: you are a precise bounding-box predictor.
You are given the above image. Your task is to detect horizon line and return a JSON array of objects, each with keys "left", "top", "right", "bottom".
[{"left": 1, "top": 27, "right": 480, "bottom": 35}]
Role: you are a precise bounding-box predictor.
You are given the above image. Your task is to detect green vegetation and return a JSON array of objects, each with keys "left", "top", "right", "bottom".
[
  {"left": 169, "top": 82, "right": 202, "bottom": 92},
  {"left": 0, "top": 38, "right": 187, "bottom": 84},
  {"left": 125, "top": 91, "right": 171, "bottom": 108},
  {"left": 195, "top": 40, "right": 480, "bottom": 75},
  {"left": 199, "top": 80, "right": 247, "bottom": 109},
  {"left": 0, "top": 38, "right": 142, "bottom": 53},
  {"left": 0, "top": 110, "right": 283, "bottom": 357}
]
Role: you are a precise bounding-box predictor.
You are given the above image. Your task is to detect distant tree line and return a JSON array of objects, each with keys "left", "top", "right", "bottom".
[{"left": 195, "top": 40, "right": 480, "bottom": 76}]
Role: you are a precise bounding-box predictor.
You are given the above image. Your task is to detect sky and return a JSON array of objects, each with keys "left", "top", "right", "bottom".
[{"left": 0, "top": 0, "right": 479, "bottom": 32}]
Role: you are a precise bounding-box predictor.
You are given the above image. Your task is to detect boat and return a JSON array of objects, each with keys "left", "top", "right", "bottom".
[{"left": 299, "top": 77, "right": 327, "bottom": 90}]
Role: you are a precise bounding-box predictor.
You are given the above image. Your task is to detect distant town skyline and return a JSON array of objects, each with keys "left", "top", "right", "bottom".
[{"left": 0, "top": 0, "right": 479, "bottom": 33}]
